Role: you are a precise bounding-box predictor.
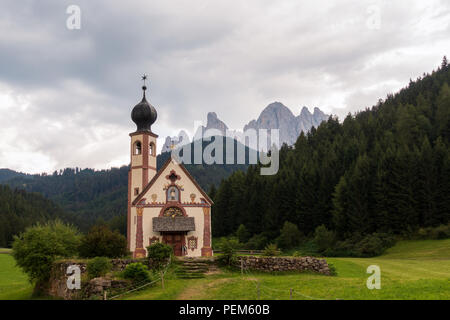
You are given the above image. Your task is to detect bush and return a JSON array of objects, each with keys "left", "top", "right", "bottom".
[
  {"left": 433, "top": 225, "right": 450, "bottom": 239},
  {"left": 78, "top": 225, "right": 128, "bottom": 258},
  {"left": 87, "top": 257, "right": 112, "bottom": 279},
  {"left": 313, "top": 225, "right": 336, "bottom": 253},
  {"left": 277, "top": 222, "right": 303, "bottom": 249},
  {"left": 416, "top": 224, "right": 450, "bottom": 240},
  {"left": 217, "top": 238, "right": 240, "bottom": 266},
  {"left": 327, "top": 262, "right": 338, "bottom": 276},
  {"left": 244, "top": 233, "right": 268, "bottom": 250},
  {"left": 353, "top": 233, "right": 396, "bottom": 257},
  {"left": 325, "top": 232, "right": 396, "bottom": 257},
  {"left": 122, "top": 262, "right": 151, "bottom": 284},
  {"left": 292, "top": 251, "right": 301, "bottom": 257},
  {"left": 12, "top": 220, "right": 81, "bottom": 285},
  {"left": 147, "top": 242, "right": 173, "bottom": 272},
  {"left": 263, "top": 243, "right": 280, "bottom": 256}
]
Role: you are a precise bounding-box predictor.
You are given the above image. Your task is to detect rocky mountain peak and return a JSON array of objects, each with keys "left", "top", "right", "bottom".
[
  {"left": 162, "top": 103, "right": 329, "bottom": 152},
  {"left": 206, "top": 112, "right": 228, "bottom": 134}
]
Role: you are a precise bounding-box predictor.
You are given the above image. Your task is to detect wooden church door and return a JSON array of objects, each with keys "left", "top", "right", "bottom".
[{"left": 163, "top": 233, "right": 184, "bottom": 256}]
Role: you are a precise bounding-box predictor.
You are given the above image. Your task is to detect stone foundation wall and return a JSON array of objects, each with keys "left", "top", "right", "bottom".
[
  {"left": 237, "top": 256, "right": 331, "bottom": 275},
  {"left": 46, "top": 259, "right": 147, "bottom": 300}
]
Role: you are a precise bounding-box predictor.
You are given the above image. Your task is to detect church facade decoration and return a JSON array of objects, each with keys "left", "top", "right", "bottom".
[{"left": 127, "top": 78, "right": 213, "bottom": 258}]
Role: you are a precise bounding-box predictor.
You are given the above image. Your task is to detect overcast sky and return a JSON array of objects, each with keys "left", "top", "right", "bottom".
[{"left": 0, "top": 0, "right": 449, "bottom": 173}]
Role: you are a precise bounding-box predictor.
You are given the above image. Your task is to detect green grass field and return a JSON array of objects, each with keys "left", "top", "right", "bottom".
[
  {"left": 123, "top": 239, "right": 450, "bottom": 300},
  {"left": 0, "top": 240, "right": 449, "bottom": 300},
  {"left": 0, "top": 250, "right": 33, "bottom": 300}
]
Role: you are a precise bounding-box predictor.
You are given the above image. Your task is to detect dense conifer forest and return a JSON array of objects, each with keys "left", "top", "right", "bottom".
[
  {"left": 0, "top": 185, "right": 72, "bottom": 247},
  {"left": 212, "top": 58, "right": 450, "bottom": 243}
]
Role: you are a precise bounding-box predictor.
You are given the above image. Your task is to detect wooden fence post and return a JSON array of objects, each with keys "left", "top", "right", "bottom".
[
  {"left": 289, "top": 288, "right": 293, "bottom": 300},
  {"left": 241, "top": 259, "right": 244, "bottom": 276}
]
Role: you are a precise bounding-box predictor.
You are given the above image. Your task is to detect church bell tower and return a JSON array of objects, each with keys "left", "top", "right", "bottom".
[{"left": 127, "top": 75, "right": 158, "bottom": 251}]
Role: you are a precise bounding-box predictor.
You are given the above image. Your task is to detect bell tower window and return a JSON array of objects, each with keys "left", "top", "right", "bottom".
[
  {"left": 134, "top": 141, "right": 142, "bottom": 155},
  {"left": 149, "top": 142, "right": 155, "bottom": 156}
]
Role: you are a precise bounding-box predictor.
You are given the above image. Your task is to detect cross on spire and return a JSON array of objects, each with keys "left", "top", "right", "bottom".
[
  {"left": 141, "top": 74, "right": 148, "bottom": 97},
  {"left": 141, "top": 74, "right": 148, "bottom": 86}
]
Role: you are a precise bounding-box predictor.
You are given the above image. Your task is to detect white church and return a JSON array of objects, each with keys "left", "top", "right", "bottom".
[{"left": 127, "top": 78, "right": 213, "bottom": 258}]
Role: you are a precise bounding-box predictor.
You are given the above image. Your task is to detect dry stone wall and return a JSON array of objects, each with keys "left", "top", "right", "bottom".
[
  {"left": 237, "top": 256, "right": 331, "bottom": 275},
  {"left": 46, "top": 259, "right": 147, "bottom": 300}
]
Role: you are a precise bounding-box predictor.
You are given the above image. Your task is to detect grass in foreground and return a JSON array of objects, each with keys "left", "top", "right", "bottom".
[
  {"left": 0, "top": 240, "right": 449, "bottom": 300},
  {"left": 122, "top": 239, "right": 450, "bottom": 300},
  {"left": 0, "top": 253, "right": 33, "bottom": 300}
]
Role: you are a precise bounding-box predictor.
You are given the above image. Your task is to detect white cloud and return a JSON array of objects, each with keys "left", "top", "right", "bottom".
[{"left": 0, "top": 0, "right": 449, "bottom": 173}]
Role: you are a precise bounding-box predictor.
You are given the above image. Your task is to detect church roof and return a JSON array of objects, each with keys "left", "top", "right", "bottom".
[
  {"left": 152, "top": 217, "right": 195, "bottom": 232},
  {"left": 132, "top": 156, "right": 214, "bottom": 206}
]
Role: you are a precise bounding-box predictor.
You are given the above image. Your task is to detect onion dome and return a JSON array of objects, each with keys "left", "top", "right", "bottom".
[{"left": 131, "top": 79, "right": 157, "bottom": 132}]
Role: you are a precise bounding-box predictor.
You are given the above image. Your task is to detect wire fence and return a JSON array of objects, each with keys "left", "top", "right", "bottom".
[{"left": 108, "top": 256, "right": 172, "bottom": 300}]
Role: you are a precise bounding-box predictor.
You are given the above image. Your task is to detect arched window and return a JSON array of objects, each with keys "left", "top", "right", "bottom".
[
  {"left": 163, "top": 206, "right": 183, "bottom": 217},
  {"left": 134, "top": 141, "right": 142, "bottom": 155},
  {"left": 149, "top": 142, "right": 155, "bottom": 156}
]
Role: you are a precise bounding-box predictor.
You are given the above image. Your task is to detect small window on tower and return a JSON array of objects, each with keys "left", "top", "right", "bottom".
[
  {"left": 149, "top": 142, "right": 155, "bottom": 156},
  {"left": 134, "top": 141, "right": 142, "bottom": 155},
  {"left": 134, "top": 188, "right": 139, "bottom": 195}
]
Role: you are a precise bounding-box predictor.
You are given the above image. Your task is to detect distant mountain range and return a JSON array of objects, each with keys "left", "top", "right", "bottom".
[{"left": 162, "top": 102, "right": 329, "bottom": 152}]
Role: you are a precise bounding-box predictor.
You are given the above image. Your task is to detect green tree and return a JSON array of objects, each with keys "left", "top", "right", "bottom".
[
  {"left": 12, "top": 220, "right": 81, "bottom": 287},
  {"left": 217, "top": 238, "right": 240, "bottom": 266},
  {"left": 313, "top": 225, "right": 335, "bottom": 253},
  {"left": 277, "top": 221, "right": 303, "bottom": 249},
  {"left": 78, "top": 225, "right": 128, "bottom": 258},
  {"left": 147, "top": 242, "right": 173, "bottom": 289},
  {"left": 236, "top": 224, "right": 250, "bottom": 244}
]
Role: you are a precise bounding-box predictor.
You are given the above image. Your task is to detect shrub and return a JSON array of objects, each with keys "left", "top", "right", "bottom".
[
  {"left": 327, "top": 262, "right": 338, "bottom": 276},
  {"left": 122, "top": 262, "right": 151, "bottom": 284},
  {"left": 236, "top": 224, "right": 250, "bottom": 244},
  {"left": 263, "top": 243, "right": 280, "bottom": 256},
  {"left": 326, "top": 233, "right": 396, "bottom": 257},
  {"left": 78, "top": 225, "right": 128, "bottom": 258},
  {"left": 12, "top": 220, "right": 81, "bottom": 285},
  {"left": 431, "top": 224, "right": 450, "bottom": 239},
  {"left": 244, "top": 233, "right": 268, "bottom": 250},
  {"left": 354, "top": 234, "right": 385, "bottom": 257},
  {"left": 277, "top": 221, "right": 303, "bottom": 249},
  {"left": 313, "top": 225, "right": 336, "bottom": 253},
  {"left": 147, "top": 242, "right": 173, "bottom": 271},
  {"left": 217, "top": 238, "right": 240, "bottom": 266},
  {"left": 416, "top": 224, "right": 450, "bottom": 240},
  {"left": 87, "top": 257, "right": 112, "bottom": 279},
  {"left": 292, "top": 251, "right": 301, "bottom": 257}
]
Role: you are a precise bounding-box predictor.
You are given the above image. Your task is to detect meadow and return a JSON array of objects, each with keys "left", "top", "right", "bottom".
[
  {"left": 0, "top": 249, "right": 33, "bottom": 300},
  {"left": 123, "top": 239, "right": 450, "bottom": 300},
  {"left": 0, "top": 239, "right": 449, "bottom": 300}
]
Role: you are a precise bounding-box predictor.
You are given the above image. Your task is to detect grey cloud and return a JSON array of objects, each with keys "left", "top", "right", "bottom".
[{"left": 0, "top": 0, "right": 449, "bottom": 172}]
